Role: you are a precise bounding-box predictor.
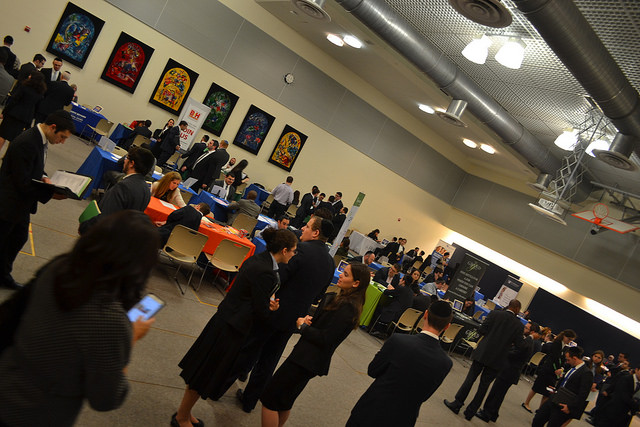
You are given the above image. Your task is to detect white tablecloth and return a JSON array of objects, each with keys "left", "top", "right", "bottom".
[{"left": 349, "top": 231, "right": 383, "bottom": 256}]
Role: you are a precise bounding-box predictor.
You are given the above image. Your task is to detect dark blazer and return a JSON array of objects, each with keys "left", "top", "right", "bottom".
[
  {"left": 0, "top": 126, "right": 53, "bottom": 222},
  {"left": 348, "top": 333, "right": 453, "bottom": 427},
  {"left": 159, "top": 126, "right": 180, "bottom": 153},
  {"left": 379, "top": 285, "right": 414, "bottom": 323},
  {"left": 270, "top": 239, "right": 335, "bottom": 332},
  {"left": 180, "top": 142, "right": 206, "bottom": 171},
  {"left": 158, "top": 205, "right": 202, "bottom": 245},
  {"left": 0, "top": 46, "right": 17, "bottom": 78},
  {"left": 98, "top": 173, "right": 151, "bottom": 217},
  {"left": 226, "top": 199, "right": 260, "bottom": 225},
  {"left": 207, "top": 148, "right": 230, "bottom": 187},
  {"left": 16, "top": 62, "right": 37, "bottom": 83},
  {"left": 595, "top": 370, "right": 638, "bottom": 426},
  {"left": 210, "top": 179, "right": 236, "bottom": 201},
  {"left": 472, "top": 309, "right": 524, "bottom": 370},
  {"left": 295, "top": 192, "right": 314, "bottom": 218},
  {"left": 40, "top": 68, "right": 61, "bottom": 83},
  {"left": 331, "top": 199, "right": 343, "bottom": 214},
  {"left": 555, "top": 363, "right": 594, "bottom": 419},
  {"left": 372, "top": 267, "right": 400, "bottom": 287},
  {"left": 317, "top": 200, "right": 332, "bottom": 212},
  {"left": 497, "top": 335, "right": 534, "bottom": 385},
  {"left": 36, "top": 80, "right": 74, "bottom": 119},
  {"left": 3, "top": 85, "right": 43, "bottom": 124},
  {"left": 381, "top": 241, "right": 400, "bottom": 259}
]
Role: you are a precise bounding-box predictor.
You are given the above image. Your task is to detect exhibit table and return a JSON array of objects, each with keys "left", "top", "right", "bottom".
[
  {"left": 253, "top": 236, "right": 267, "bottom": 254},
  {"left": 349, "top": 231, "right": 383, "bottom": 256},
  {"left": 69, "top": 103, "right": 107, "bottom": 138},
  {"left": 256, "top": 214, "right": 277, "bottom": 231},
  {"left": 244, "top": 184, "right": 270, "bottom": 206},
  {"left": 369, "top": 261, "right": 383, "bottom": 271},
  {"left": 109, "top": 123, "right": 133, "bottom": 144},
  {"left": 359, "top": 282, "right": 389, "bottom": 327},
  {"left": 189, "top": 191, "right": 230, "bottom": 223}
]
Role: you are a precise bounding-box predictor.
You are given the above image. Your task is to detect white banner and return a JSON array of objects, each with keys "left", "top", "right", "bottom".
[{"left": 177, "top": 98, "right": 211, "bottom": 150}]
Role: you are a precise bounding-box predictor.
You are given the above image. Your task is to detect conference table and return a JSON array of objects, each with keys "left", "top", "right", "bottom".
[
  {"left": 69, "top": 103, "right": 107, "bottom": 138},
  {"left": 189, "top": 191, "right": 230, "bottom": 223},
  {"left": 244, "top": 184, "right": 270, "bottom": 206},
  {"left": 109, "top": 123, "right": 133, "bottom": 144},
  {"left": 145, "top": 197, "right": 255, "bottom": 259},
  {"left": 349, "top": 231, "right": 383, "bottom": 256},
  {"left": 359, "top": 281, "right": 389, "bottom": 327},
  {"left": 253, "top": 236, "right": 267, "bottom": 254},
  {"left": 256, "top": 214, "right": 277, "bottom": 231}
]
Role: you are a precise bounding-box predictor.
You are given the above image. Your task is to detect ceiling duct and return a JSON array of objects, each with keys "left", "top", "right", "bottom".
[
  {"left": 291, "top": 0, "right": 331, "bottom": 22},
  {"left": 447, "top": 0, "right": 512, "bottom": 28},
  {"left": 593, "top": 133, "right": 637, "bottom": 172},
  {"left": 436, "top": 99, "right": 468, "bottom": 127},
  {"left": 526, "top": 173, "right": 551, "bottom": 192}
]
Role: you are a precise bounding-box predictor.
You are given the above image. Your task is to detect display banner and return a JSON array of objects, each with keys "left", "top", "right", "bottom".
[
  {"left": 444, "top": 253, "right": 489, "bottom": 302},
  {"left": 429, "top": 240, "right": 456, "bottom": 270},
  {"left": 329, "top": 193, "right": 365, "bottom": 257},
  {"left": 494, "top": 276, "right": 523, "bottom": 307},
  {"left": 177, "top": 98, "right": 211, "bottom": 150}
]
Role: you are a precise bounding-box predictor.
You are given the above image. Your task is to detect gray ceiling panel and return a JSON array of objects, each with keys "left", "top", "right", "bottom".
[
  {"left": 104, "top": 0, "right": 165, "bottom": 27},
  {"left": 369, "top": 120, "right": 422, "bottom": 175},
  {"left": 522, "top": 211, "right": 587, "bottom": 259},
  {"left": 437, "top": 164, "right": 468, "bottom": 204},
  {"left": 617, "top": 240, "right": 640, "bottom": 290},
  {"left": 405, "top": 143, "right": 462, "bottom": 198}
]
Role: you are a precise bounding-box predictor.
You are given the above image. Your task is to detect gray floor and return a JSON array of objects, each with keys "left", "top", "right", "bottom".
[{"left": 0, "top": 136, "right": 594, "bottom": 426}]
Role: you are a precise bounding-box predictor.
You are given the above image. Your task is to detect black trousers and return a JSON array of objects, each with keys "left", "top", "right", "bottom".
[
  {"left": 0, "top": 217, "right": 30, "bottom": 286},
  {"left": 454, "top": 360, "right": 499, "bottom": 416},
  {"left": 532, "top": 399, "right": 571, "bottom": 427},
  {"left": 482, "top": 376, "right": 513, "bottom": 420},
  {"left": 267, "top": 200, "right": 286, "bottom": 219}
]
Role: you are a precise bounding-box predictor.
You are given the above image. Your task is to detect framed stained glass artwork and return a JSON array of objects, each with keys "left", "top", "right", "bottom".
[
  {"left": 149, "top": 58, "right": 199, "bottom": 114},
  {"left": 100, "top": 32, "right": 154, "bottom": 94},
  {"left": 268, "top": 125, "right": 307, "bottom": 172},
  {"left": 233, "top": 105, "right": 275, "bottom": 155},
  {"left": 46, "top": 2, "right": 105, "bottom": 68},
  {"left": 202, "top": 82, "right": 239, "bottom": 136}
]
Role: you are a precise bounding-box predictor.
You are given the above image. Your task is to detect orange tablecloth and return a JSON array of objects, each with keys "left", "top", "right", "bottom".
[{"left": 145, "top": 197, "right": 255, "bottom": 263}]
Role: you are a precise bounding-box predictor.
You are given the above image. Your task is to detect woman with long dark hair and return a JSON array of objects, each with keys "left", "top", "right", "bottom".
[
  {"left": 0, "top": 211, "right": 160, "bottom": 426},
  {"left": 291, "top": 190, "right": 300, "bottom": 207},
  {"left": 172, "top": 228, "right": 298, "bottom": 427},
  {"left": 260, "top": 262, "right": 370, "bottom": 427},
  {"left": 228, "top": 159, "right": 249, "bottom": 186},
  {"left": 0, "top": 71, "right": 46, "bottom": 149}
]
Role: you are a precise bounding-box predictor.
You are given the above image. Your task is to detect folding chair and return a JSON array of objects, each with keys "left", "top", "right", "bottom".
[
  {"left": 453, "top": 336, "right": 484, "bottom": 359},
  {"left": 161, "top": 225, "right": 209, "bottom": 294},
  {"left": 131, "top": 134, "right": 150, "bottom": 148},
  {"left": 83, "top": 118, "right": 114, "bottom": 143},
  {"left": 112, "top": 146, "right": 129, "bottom": 158},
  {"left": 285, "top": 204, "right": 298, "bottom": 218},
  {"left": 260, "top": 194, "right": 274, "bottom": 213},
  {"left": 231, "top": 213, "right": 259, "bottom": 233},
  {"left": 524, "top": 351, "right": 547, "bottom": 377},
  {"left": 195, "top": 239, "right": 253, "bottom": 292},
  {"left": 389, "top": 308, "right": 424, "bottom": 335},
  {"left": 439, "top": 323, "right": 464, "bottom": 353},
  {"left": 484, "top": 300, "right": 496, "bottom": 310}
]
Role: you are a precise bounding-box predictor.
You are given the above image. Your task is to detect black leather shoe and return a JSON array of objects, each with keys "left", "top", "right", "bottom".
[
  {"left": 171, "top": 412, "right": 204, "bottom": 427},
  {"left": 237, "top": 372, "right": 248, "bottom": 382},
  {"left": 475, "top": 410, "right": 491, "bottom": 422},
  {"left": 464, "top": 411, "right": 475, "bottom": 421},
  {"left": 444, "top": 399, "right": 461, "bottom": 415},
  {"left": 236, "top": 389, "right": 252, "bottom": 414}
]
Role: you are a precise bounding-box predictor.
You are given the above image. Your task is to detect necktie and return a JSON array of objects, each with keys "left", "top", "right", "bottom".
[
  {"left": 193, "top": 150, "right": 209, "bottom": 167},
  {"left": 43, "top": 142, "right": 49, "bottom": 165},
  {"left": 560, "top": 367, "right": 576, "bottom": 388}
]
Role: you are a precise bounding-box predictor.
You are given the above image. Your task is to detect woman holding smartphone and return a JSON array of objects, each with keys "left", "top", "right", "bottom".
[
  {"left": 173, "top": 228, "right": 298, "bottom": 427},
  {"left": 260, "top": 262, "right": 370, "bottom": 427}
]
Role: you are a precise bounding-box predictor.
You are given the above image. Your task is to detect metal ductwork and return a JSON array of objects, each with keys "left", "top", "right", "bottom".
[
  {"left": 511, "top": 0, "right": 640, "bottom": 163},
  {"left": 334, "top": 0, "right": 592, "bottom": 201}
]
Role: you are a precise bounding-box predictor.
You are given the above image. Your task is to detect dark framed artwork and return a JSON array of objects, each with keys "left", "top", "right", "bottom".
[
  {"left": 46, "top": 2, "right": 105, "bottom": 68},
  {"left": 100, "top": 32, "right": 154, "bottom": 94},
  {"left": 202, "top": 82, "right": 239, "bottom": 136},
  {"left": 233, "top": 105, "right": 275, "bottom": 155},
  {"left": 149, "top": 58, "right": 199, "bottom": 114},
  {"left": 268, "top": 125, "right": 308, "bottom": 172}
]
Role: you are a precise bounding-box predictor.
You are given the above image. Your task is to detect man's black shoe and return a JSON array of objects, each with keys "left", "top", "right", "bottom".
[
  {"left": 444, "top": 399, "right": 461, "bottom": 415},
  {"left": 1, "top": 277, "right": 23, "bottom": 290},
  {"left": 474, "top": 410, "right": 492, "bottom": 422},
  {"left": 237, "top": 372, "right": 248, "bottom": 382},
  {"left": 464, "top": 411, "right": 475, "bottom": 421}
]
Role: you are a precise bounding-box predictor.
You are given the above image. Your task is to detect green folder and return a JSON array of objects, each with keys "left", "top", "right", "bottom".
[{"left": 79, "top": 200, "right": 101, "bottom": 223}]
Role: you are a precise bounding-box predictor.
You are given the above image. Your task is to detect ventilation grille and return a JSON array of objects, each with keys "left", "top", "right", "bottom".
[{"left": 448, "top": 0, "right": 512, "bottom": 28}]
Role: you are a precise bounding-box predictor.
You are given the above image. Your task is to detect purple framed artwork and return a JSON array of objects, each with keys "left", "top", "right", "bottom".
[
  {"left": 149, "top": 58, "right": 199, "bottom": 114},
  {"left": 202, "top": 82, "right": 239, "bottom": 136},
  {"left": 101, "top": 32, "right": 154, "bottom": 94},
  {"left": 46, "top": 2, "right": 105, "bottom": 68},
  {"left": 268, "top": 125, "right": 307, "bottom": 172},
  {"left": 233, "top": 104, "right": 275, "bottom": 155}
]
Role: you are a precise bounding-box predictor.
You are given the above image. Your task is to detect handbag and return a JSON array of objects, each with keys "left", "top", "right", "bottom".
[{"left": 0, "top": 281, "right": 32, "bottom": 354}]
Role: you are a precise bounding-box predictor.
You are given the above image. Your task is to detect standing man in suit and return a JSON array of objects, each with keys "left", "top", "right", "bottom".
[
  {"left": 234, "top": 217, "right": 335, "bottom": 413},
  {"left": 226, "top": 190, "right": 260, "bottom": 225},
  {"left": 347, "top": 301, "right": 454, "bottom": 426},
  {"left": 192, "top": 139, "right": 229, "bottom": 191},
  {"left": 331, "top": 191, "right": 343, "bottom": 214},
  {"left": 0, "top": 110, "right": 74, "bottom": 289},
  {"left": 592, "top": 363, "right": 639, "bottom": 427},
  {"left": 156, "top": 202, "right": 210, "bottom": 246},
  {"left": 35, "top": 71, "right": 74, "bottom": 123},
  {"left": 40, "top": 57, "right": 63, "bottom": 84},
  {"left": 444, "top": 299, "right": 524, "bottom": 420},
  {"left": 533, "top": 346, "right": 594, "bottom": 427},
  {"left": 120, "top": 119, "right": 152, "bottom": 150},
  {"left": 0, "top": 50, "right": 15, "bottom": 105},
  {"left": 156, "top": 120, "right": 187, "bottom": 167},
  {"left": 370, "top": 271, "right": 414, "bottom": 338},
  {"left": 180, "top": 135, "right": 214, "bottom": 177},
  {"left": 17, "top": 53, "right": 45, "bottom": 84},
  {"left": 330, "top": 206, "right": 348, "bottom": 242},
  {"left": 267, "top": 176, "right": 294, "bottom": 219},
  {"left": 0, "top": 36, "right": 18, "bottom": 78},
  {"left": 209, "top": 173, "right": 236, "bottom": 201},
  {"left": 291, "top": 186, "right": 319, "bottom": 228}
]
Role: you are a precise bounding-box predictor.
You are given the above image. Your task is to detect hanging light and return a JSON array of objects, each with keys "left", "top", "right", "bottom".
[
  {"left": 495, "top": 37, "right": 526, "bottom": 69},
  {"left": 586, "top": 138, "right": 611, "bottom": 157},
  {"left": 554, "top": 128, "right": 579, "bottom": 151},
  {"left": 462, "top": 34, "right": 493, "bottom": 64},
  {"left": 326, "top": 33, "right": 344, "bottom": 47}
]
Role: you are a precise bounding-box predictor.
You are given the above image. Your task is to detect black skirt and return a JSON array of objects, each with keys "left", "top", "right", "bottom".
[
  {"left": 260, "top": 359, "right": 315, "bottom": 411},
  {"left": 532, "top": 367, "right": 557, "bottom": 396},
  {"left": 0, "top": 116, "right": 28, "bottom": 141}
]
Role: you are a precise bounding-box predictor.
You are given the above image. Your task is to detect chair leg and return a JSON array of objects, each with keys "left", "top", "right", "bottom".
[
  {"left": 173, "top": 264, "right": 185, "bottom": 295},
  {"left": 194, "top": 262, "right": 210, "bottom": 292}
]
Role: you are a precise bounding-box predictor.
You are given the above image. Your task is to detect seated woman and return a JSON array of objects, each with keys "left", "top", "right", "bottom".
[
  {"left": 151, "top": 171, "right": 186, "bottom": 208},
  {"left": 461, "top": 298, "right": 475, "bottom": 316},
  {"left": 366, "top": 229, "right": 381, "bottom": 242},
  {"left": 0, "top": 211, "right": 159, "bottom": 426},
  {"left": 335, "top": 236, "right": 351, "bottom": 258}
]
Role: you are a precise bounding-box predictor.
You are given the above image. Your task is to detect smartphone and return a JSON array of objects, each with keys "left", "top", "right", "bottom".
[{"left": 127, "top": 293, "right": 165, "bottom": 322}]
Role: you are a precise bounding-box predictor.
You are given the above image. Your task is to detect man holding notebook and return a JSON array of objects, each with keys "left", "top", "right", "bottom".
[{"left": 0, "top": 110, "right": 74, "bottom": 289}]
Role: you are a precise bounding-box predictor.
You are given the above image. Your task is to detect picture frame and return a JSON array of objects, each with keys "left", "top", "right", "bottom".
[
  {"left": 46, "top": 2, "right": 105, "bottom": 68},
  {"left": 232, "top": 105, "right": 275, "bottom": 155},
  {"left": 100, "top": 32, "right": 154, "bottom": 94},
  {"left": 202, "top": 82, "right": 239, "bottom": 136},
  {"left": 267, "top": 124, "right": 308, "bottom": 172},
  {"left": 149, "top": 58, "right": 199, "bottom": 114}
]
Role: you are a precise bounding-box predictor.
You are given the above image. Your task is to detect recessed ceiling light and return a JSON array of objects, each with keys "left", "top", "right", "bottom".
[
  {"left": 418, "top": 104, "right": 435, "bottom": 114},
  {"left": 462, "top": 138, "right": 478, "bottom": 148},
  {"left": 480, "top": 143, "right": 496, "bottom": 154},
  {"left": 326, "top": 34, "right": 344, "bottom": 47},
  {"left": 343, "top": 35, "right": 363, "bottom": 49}
]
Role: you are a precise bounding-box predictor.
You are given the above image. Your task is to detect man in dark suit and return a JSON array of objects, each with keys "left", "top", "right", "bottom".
[
  {"left": 120, "top": 119, "right": 152, "bottom": 150},
  {"left": 330, "top": 206, "right": 347, "bottom": 242},
  {"left": 189, "top": 139, "right": 229, "bottom": 191},
  {"left": 40, "top": 57, "right": 63, "bottom": 84},
  {"left": 533, "top": 346, "right": 594, "bottom": 427},
  {"left": 352, "top": 250, "right": 375, "bottom": 266},
  {"left": 35, "top": 71, "right": 74, "bottom": 123},
  {"left": 444, "top": 299, "right": 524, "bottom": 420},
  {"left": 0, "top": 36, "right": 18, "bottom": 78},
  {"left": 370, "top": 272, "right": 414, "bottom": 338},
  {"left": 372, "top": 263, "right": 401, "bottom": 287},
  {"left": 291, "top": 187, "right": 319, "bottom": 228},
  {"left": 16, "top": 53, "right": 45, "bottom": 84},
  {"left": 226, "top": 190, "right": 260, "bottom": 225},
  {"left": 157, "top": 202, "right": 210, "bottom": 246},
  {"left": 234, "top": 217, "right": 335, "bottom": 412},
  {"left": 179, "top": 135, "right": 214, "bottom": 176},
  {"left": 593, "top": 364, "right": 639, "bottom": 427},
  {"left": 209, "top": 174, "right": 236, "bottom": 201},
  {"left": 156, "top": 120, "right": 187, "bottom": 166},
  {"left": 347, "top": 301, "right": 454, "bottom": 426},
  {"left": 475, "top": 322, "right": 540, "bottom": 422},
  {"left": 0, "top": 110, "right": 74, "bottom": 289},
  {"left": 331, "top": 191, "right": 343, "bottom": 214}
]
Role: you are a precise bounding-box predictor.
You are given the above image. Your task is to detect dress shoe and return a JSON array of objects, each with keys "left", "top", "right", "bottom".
[
  {"left": 474, "top": 410, "right": 491, "bottom": 422},
  {"left": 443, "top": 399, "right": 461, "bottom": 415},
  {"left": 236, "top": 389, "right": 252, "bottom": 414},
  {"left": 521, "top": 402, "right": 533, "bottom": 413},
  {"left": 237, "top": 372, "right": 248, "bottom": 382},
  {"left": 171, "top": 412, "right": 204, "bottom": 427},
  {"left": 464, "top": 411, "right": 475, "bottom": 421}
]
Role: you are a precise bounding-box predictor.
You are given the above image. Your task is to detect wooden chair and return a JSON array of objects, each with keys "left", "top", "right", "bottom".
[
  {"left": 231, "top": 213, "right": 259, "bottom": 233},
  {"left": 161, "top": 225, "right": 209, "bottom": 294},
  {"left": 440, "top": 323, "right": 464, "bottom": 353},
  {"left": 195, "top": 239, "right": 253, "bottom": 292},
  {"left": 389, "top": 308, "right": 424, "bottom": 335},
  {"left": 83, "top": 118, "right": 114, "bottom": 143}
]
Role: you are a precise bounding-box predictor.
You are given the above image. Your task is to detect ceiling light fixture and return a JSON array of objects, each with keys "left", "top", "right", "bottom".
[
  {"left": 462, "top": 138, "right": 478, "bottom": 148},
  {"left": 495, "top": 37, "right": 526, "bottom": 69},
  {"left": 586, "top": 138, "right": 610, "bottom": 157},
  {"left": 343, "top": 35, "right": 363, "bottom": 49},
  {"left": 326, "top": 33, "right": 344, "bottom": 47},
  {"left": 554, "top": 128, "right": 579, "bottom": 151},
  {"left": 418, "top": 104, "right": 435, "bottom": 114},
  {"left": 462, "top": 34, "right": 493, "bottom": 64},
  {"left": 480, "top": 143, "right": 496, "bottom": 154}
]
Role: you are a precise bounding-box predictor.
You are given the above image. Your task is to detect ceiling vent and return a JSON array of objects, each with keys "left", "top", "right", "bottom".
[
  {"left": 291, "top": 0, "right": 331, "bottom": 22},
  {"left": 448, "top": 0, "right": 512, "bottom": 28},
  {"left": 528, "top": 199, "right": 567, "bottom": 226},
  {"left": 436, "top": 99, "right": 468, "bottom": 127},
  {"left": 593, "top": 133, "right": 637, "bottom": 171}
]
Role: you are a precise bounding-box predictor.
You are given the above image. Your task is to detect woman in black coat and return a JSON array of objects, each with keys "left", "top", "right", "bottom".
[
  {"left": 260, "top": 262, "right": 370, "bottom": 427},
  {"left": 0, "top": 71, "right": 46, "bottom": 148},
  {"left": 172, "top": 228, "right": 298, "bottom": 427}
]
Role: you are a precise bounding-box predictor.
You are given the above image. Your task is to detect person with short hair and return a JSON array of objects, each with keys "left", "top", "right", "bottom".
[
  {"left": 0, "top": 35, "right": 18, "bottom": 78},
  {"left": 156, "top": 202, "right": 210, "bottom": 246},
  {"left": 156, "top": 120, "right": 187, "bottom": 166},
  {"left": 347, "top": 300, "right": 454, "bottom": 426},
  {"left": 150, "top": 171, "right": 186, "bottom": 208},
  {"left": 352, "top": 250, "right": 375, "bottom": 266},
  {"left": 35, "top": 70, "right": 74, "bottom": 123},
  {"left": 0, "top": 49, "right": 15, "bottom": 105},
  {"left": 120, "top": 119, "right": 152, "bottom": 150},
  {"left": 226, "top": 189, "right": 260, "bottom": 225},
  {"left": 179, "top": 135, "right": 214, "bottom": 176},
  {"left": 210, "top": 173, "right": 236, "bottom": 201},
  {"left": 40, "top": 57, "right": 63, "bottom": 83},
  {"left": 17, "top": 53, "right": 46, "bottom": 83},
  {"left": 255, "top": 214, "right": 290, "bottom": 239},
  {"left": 0, "top": 70, "right": 46, "bottom": 146},
  {"left": 190, "top": 140, "right": 229, "bottom": 191},
  {"left": 267, "top": 176, "right": 294, "bottom": 219},
  {"left": 291, "top": 186, "right": 319, "bottom": 228}
]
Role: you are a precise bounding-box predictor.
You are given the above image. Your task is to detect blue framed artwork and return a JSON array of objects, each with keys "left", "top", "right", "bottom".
[{"left": 233, "top": 104, "right": 275, "bottom": 155}]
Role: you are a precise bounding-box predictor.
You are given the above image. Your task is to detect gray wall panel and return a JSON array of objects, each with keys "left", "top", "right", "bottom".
[
  {"left": 523, "top": 213, "right": 586, "bottom": 259},
  {"left": 479, "top": 185, "right": 535, "bottom": 236},
  {"left": 573, "top": 225, "right": 639, "bottom": 280},
  {"left": 438, "top": 164, "right": 467, "bottom": 204},
  {"left": 105, "top": 0, "right": 165, "bottom": 27},
  {"left": 405, "top": 144, "right": 463, "bottom": 199},
  {"left": 451, "top": 175, "right": 492, "bottom": 216},
  {"left": 278, "top": 58, "right": 345, "bottom": 129},
  {"left": 618, "top": 241, "right": 640, "bottom": 289},
  {"left": 369, "top": 121, "right": 421, "bottom": 174}
]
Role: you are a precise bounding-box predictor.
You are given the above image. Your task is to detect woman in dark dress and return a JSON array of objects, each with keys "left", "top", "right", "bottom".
[
  {"left": 260, "top": 262, "right": 370, "bottom": 427},
  {"left": 228, "top": 159, "right": 249, "bottom": 187},
  {"left": 172, "top": 228, "right": 298, "bottom": 427},
  {"left": 367, "top": 229, "right": 380, "bottom": 242},
  {"left": 0, "top": 70, "right": 46, "bottom": 149},
  {"left": 522, "top": 329, "right": 577, "bottom": 412}
]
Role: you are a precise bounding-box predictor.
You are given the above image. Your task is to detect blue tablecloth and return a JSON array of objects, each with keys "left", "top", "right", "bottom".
[
  {"left": 253, "top": 236, "right": 267, "bottom": 254},
  {"left": 369, "top": 262, "right": 383, "bottom": 271},
  {"left": 109, "top": 123, "right": 133, "bottom": 144},
  {"left": 244, "top": 184, "right": 270, "bottom": 206},
  {"left": 189, "top": 191, "right": 229, "bottom": 223},
  {"left": 69, "top": 103, "right": 107, "bottom": 137},
  {"left": 256, "top": 214, "right": 277, "bottom": 231},
  {"left": 76, "top": 147, "right": 121, "bottom": 197}
]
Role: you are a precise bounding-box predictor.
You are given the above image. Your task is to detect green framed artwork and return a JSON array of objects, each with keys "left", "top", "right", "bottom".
[{"left": 201, "top": 82, "right": 239, "bottom": 136}]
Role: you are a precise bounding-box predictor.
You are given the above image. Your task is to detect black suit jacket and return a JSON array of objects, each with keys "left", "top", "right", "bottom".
[
  {"left": 180, "top": 142, "right": 206, "bottom": 171},
  {"left": 37, "top": 80, "right": 74, "bottom": 118},
  {"left": 348, "top": 333, "right": 453, "bottom": 427},
  {"left": 331, "top": 199, "right": 343, "bottom": 214},
  {"left": 210, "top": 179, "right": 236, "bottom": 201},
  {"left": 372, "top": 268, "right": 400, "bottom": 288},
  {"left": 381, "top": 241, "right": 400, "bottom": 258},
  {"left": 295, "top": 193, "right": 314, "bottom": 218},
  {"left": 596, "top": 370, "right": 638, "bottom": 426},
  {"left": 497, "top": 335, "right": 534, "bottom": 385},
  {"left": 40, "top": 68, "right": 61, "bottom": 83},
  {"left": 207, "top": 148, "right": 229, "bottom": 187},
  {"left": 555, "top": 363, "right": 594, "bottom": 419},
  {"left": 16, "top": 62, "right": 37, "bottom": 83},
  {"left": 380, "top": 285, "right": 414, "bottom": 323},
  {"left": 159, "top": 126, "right": 180, "bottom": 153},
  {"left": 0, "top": 126, "right": 53, "bottom": 222},
  {"left": 3, "top": 85, "right": 43, "bottom": 124},
  {"left": 98, "top": 173, "right": 151, "bottom": 217},
  {"left": 0, "top": 47, "right": 17, "bottom": 78},
  {"left": 158, "top": 205, "right": 202, "bottom": 245},
  {"left": 472, "top": 309, "right": 524, "bottom": 370}
]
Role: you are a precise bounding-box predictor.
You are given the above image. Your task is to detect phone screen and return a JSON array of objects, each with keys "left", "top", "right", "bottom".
[{"left": 127, "top": 294, "right": 165, "bottom": 322}]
